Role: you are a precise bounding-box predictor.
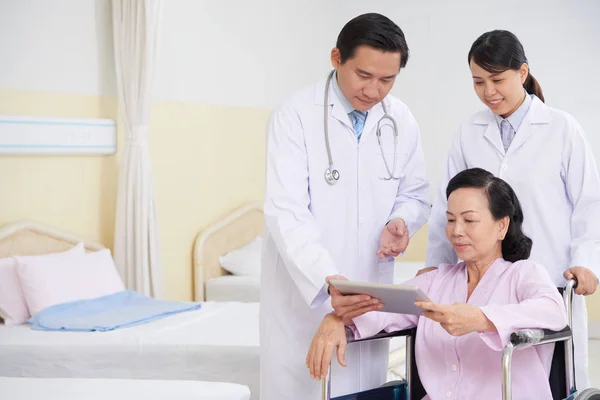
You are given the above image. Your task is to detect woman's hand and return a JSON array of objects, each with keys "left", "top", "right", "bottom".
[
  {"left": 416, "top": 301, "right": 495, "bottom": 336},
  {"left": 306, "top": 313, "right": 347, "bottom": 380},
  {"left": 326, "top": 276, "right": 382, "bottom": 325}
]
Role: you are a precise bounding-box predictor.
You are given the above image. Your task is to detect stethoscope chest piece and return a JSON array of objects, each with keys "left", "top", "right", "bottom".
[{"left": 325, "top": 167, "right": 340, "bottom": 185}]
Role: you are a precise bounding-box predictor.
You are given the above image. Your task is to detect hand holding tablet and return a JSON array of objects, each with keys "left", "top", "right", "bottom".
[{"left": 329, "top": 280, "right": 432, "bottom": 316}]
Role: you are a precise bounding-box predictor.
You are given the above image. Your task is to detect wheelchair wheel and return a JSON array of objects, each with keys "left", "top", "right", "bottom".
[{"left": 575, "top": 388, "right": 600, "bottom": 399}]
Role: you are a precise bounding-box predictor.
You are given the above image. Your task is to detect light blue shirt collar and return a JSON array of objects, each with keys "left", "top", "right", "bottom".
[
  {"left": 495, "top": 90, "right": 533, "bottom": 132},
  {"left": 331, "top": 71, "right": 357, "bottom": 115}
]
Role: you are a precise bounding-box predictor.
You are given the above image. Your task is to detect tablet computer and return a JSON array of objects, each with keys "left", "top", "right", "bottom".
[{"left": 329, "top": 280, "right": 431, "bottom": 316}]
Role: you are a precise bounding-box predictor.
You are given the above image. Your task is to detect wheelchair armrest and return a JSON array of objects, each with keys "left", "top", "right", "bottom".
[
  {"left": 509, "top": 326, "right": 571, "bottom": 349},
  {"left": 348, "top": 327, "right": 416, "bottom": 344}
]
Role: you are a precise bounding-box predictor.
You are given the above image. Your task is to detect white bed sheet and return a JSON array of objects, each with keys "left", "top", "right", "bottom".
[
  {"left": 0, "top": 302, "right": 260, "bottom": 400},
  {"left": 0, "top": 377, "right": 250, "bottom": 400},
  {"left": 206, "top": 275, "right": 260, "bottom": 302}
]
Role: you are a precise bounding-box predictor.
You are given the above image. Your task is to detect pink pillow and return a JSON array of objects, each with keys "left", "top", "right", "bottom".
[
  {"left": 0, "top": 244, "right": 84, "bottom": 324},
  {"left": 16, "top": 248, "right": 125, "bottom": 316}
]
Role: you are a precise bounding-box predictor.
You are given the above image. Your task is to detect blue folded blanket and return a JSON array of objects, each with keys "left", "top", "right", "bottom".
[{"left": 28, "top": 290, "right": 202, "bottom": 332}]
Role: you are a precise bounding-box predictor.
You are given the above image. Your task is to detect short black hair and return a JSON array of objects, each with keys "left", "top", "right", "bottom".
[
  {"left": 446, "top": 168, "right": 532, "bottom": 263},
  {"left": 336, "top": 13, "right": 409, "bottom": 68}
]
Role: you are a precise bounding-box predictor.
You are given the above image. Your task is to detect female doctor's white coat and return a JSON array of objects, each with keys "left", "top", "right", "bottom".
[
  {"left": 426, "top": 95, "right": 600, "bottom": 390},
  {"left": 260, "top": 76, "right": 430, "bottom": 399}
]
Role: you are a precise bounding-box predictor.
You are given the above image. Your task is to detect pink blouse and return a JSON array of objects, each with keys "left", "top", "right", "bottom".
[{"left": 352, "top": 259, "right": 567, "bottom": 400}]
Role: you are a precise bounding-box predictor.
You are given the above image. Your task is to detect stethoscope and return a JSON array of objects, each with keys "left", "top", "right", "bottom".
[{"left": 323, "top": 70, "right": 401, "bottom": 185}]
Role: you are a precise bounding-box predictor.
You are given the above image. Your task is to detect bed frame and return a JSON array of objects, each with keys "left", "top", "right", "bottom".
[
  {"left": 0, "top": 221, "right": 105, "bottom": 258},
  {"left": 193, "top": 203, "right": 263, "bottom": 301}
]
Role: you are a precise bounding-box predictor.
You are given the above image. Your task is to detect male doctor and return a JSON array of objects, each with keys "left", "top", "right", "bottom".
[{"left": 260, "top": 13, "right": 430, "bottom": 399}]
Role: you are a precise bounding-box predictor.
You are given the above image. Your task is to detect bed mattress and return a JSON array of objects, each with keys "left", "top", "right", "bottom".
[
  {"left": 205, "top": 275, "right": 260, "bottom": 302},
  {"left": 0, "top": 377, "right": 251, "bottom": 400},
  {"left": 0, "top": 302, "right": 260, "bottom": 400}
]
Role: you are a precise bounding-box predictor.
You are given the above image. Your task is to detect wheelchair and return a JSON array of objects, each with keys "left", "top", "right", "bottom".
[{"left": 322, "top": 279, "right": 600, "bottom": 400}]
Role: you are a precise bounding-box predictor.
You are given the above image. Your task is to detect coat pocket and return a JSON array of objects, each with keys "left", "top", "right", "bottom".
[{"left": 377, "top": 257, "right": 395, "bottom": 284}]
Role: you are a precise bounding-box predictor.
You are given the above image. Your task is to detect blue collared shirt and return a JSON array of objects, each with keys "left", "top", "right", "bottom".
[{"left": 494, "top": 90, "right": 533, "bottom": 134}]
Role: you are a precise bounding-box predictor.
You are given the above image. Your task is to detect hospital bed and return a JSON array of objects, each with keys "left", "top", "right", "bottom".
[
  {"left": 0, "top": 221, "right": 260, "bottom": 400},
  {"left": 0, "top": 377, "right": 250, "bottom": 400},
  {"left": 194, "top": 203, "right": 263, "bottom": 303}
]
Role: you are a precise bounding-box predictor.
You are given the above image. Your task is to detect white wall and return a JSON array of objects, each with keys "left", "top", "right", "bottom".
[
  {"left": 0, "top": 0, "right": 115, "bottom": 96},
  {"left": 1, "top": 0, "right": 599, "bottom": 189},
  {"left": 154, "top": 0, "right": 338, "bottom": 108},
  {"left": 154, "top": 0, "right": 600, "bottom": 189}
]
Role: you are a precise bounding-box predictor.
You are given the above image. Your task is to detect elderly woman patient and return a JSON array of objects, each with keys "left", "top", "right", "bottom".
[{"left": 306, "top": 168, "right": 567, "bottom": 400}]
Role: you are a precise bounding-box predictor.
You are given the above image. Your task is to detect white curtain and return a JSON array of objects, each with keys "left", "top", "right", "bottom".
[{"left": 111, "top": 0, "right": 163, "bottom": 298}]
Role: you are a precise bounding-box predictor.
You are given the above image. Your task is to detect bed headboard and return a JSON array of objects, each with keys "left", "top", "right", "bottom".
[
  {"left": 0, "top": 221, "right": 105, "bottom": 257},
  {"left": 193, "top": 203, "right": 263, "bottom": 301}
]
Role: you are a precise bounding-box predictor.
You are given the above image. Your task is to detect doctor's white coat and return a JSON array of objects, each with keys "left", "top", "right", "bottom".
[
  {"left": 426, "top": 95, "right": 600, "bottom": 390},
  {"left": 260, "top": 76, "right": 430, "bottom": 399}
]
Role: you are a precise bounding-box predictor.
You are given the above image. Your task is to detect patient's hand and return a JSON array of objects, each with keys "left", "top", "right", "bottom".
[
  {"left": 326, "top": 276, "right": 383, "bottom": 325},
  {"left": 564, "top": 267, "right": 598, "bottom": 295},
  {"left": 416, "top": 301, "right": 495, "bottom": 337},
  {"left": 306, "top": 313, "right": 347, "bottom": 380}
]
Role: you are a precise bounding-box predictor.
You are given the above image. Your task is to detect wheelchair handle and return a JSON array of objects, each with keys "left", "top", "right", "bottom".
[
  {"left": 564, "top": 278, "right": 577, "bottom": 332},
  {"left": 502, "top": 278, "right": 579, "bottom": 400}
]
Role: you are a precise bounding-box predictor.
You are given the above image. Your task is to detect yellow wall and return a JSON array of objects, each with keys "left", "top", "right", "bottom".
[
  {"left": 0, "top": 88, "right": 269, "bottom": 302},
  {"left": 401, "top": 223, "right": 429, "bottom": 262},
  {"left": 0, "top": 88, "right": 119, "bottom": 247},
  {"left": 1, "top": 87, "right": 598, "bottom": 322},
  {"left": 149, "top": 101, "right": 269, "bottom": 300},
  {"left": 589, "top": 293, "right": 600, "bottom": 323}
]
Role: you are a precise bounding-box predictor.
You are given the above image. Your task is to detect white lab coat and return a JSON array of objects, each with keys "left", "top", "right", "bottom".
[
  {"left": 260, "top": 75, "right": 430, "bottom": 399},
  {"left": 426, "top": 95, "right": 600, "bottom": 390}
]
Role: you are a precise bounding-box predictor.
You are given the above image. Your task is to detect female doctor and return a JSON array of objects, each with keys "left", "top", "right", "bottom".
[{"left": 425, "top": 30, "right": 600, "bottom": 389}]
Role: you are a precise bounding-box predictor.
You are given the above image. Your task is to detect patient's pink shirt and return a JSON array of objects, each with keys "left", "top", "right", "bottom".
[{"left": 352, "top": 258, "right": 567, "bottom": 400}]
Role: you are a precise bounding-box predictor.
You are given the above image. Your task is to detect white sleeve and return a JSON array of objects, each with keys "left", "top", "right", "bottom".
[
  {"left": 387, "top": 109, "right": 431, "bottom": 237},
  {"left": 264, "top": 105, "right": 339, "bottom": 307},
  {"left": 425, "top": 128, "right": 467, "bottom": 267},
  {"left": 563, "top": 118, "right": 600, "bottom": 279}
]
